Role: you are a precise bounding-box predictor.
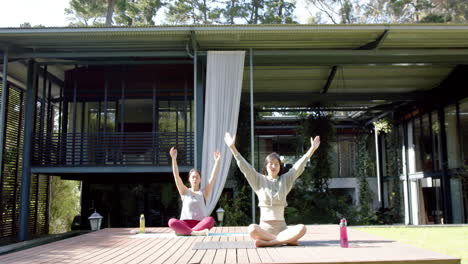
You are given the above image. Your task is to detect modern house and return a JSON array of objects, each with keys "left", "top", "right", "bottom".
[{"left": 0, "top": 24, "right": 467, "bottom": 242}]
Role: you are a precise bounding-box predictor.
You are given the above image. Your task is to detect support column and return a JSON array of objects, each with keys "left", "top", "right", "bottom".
[
  {"left": 194, "top": 51, "right": 204, "bottom": 170},
  {"left": 19, "top": 59, "right": 38, "bottom": 241},
  {"left": 0, "top": 49, "right": 8, "bottom": 180},
  {"left": 249, "top": 48, "right": 256, "bottom": 223},
  {"left": 402, "top": 123, "right": 412, "bottom": 225},
  {"left": 439, "top": 108, "right": 453, "bottom": 223},
  {"left": 374, "top": 126, "right": 383, "bottom": 208}
]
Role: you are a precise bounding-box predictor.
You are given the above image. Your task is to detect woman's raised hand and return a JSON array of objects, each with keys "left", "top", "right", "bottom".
[
  {"left": 169, "top": 147, "right": 178, "bottom": 159},
  {"left": 311, "top": 136, "right": 320, "bottom": 151},
  {"left": 224, "top": 132, "right": 236, "bottom": 148},
  {"left": 214, "top": 151, "right": 221, "bottom": 162}
]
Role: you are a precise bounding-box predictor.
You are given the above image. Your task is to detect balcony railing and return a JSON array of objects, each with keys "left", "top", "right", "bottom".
[{"left": 32, "top": 132, "right": 194, "bottom": 166}]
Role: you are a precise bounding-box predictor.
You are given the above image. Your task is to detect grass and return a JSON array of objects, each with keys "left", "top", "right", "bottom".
[{"left": 355, "top": 226, "right": 468, "bottom": 264}]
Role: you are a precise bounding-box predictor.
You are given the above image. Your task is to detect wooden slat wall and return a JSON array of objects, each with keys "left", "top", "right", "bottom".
[{"left": 0, "top": 82, "right": 50, "bottom": 243}]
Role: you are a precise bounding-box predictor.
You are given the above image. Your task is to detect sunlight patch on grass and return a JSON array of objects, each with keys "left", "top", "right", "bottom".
[{"left": 356, "top": 226, "right": 468, "bottom": 264}]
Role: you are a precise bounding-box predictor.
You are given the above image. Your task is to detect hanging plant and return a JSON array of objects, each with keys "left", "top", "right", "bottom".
[
  {"left": 300, "top": 110, "right": 336, "bottom": 192},
  {"left": 373, "top": 118, "right": 393, "bottom": 134},
  {"left": 356, "top": 134, "right": 375, "bottom": 224}
]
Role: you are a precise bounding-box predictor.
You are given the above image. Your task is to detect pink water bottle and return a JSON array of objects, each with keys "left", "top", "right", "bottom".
[{"left": 340, "top": 218, "right": 349, "bottom": 248}]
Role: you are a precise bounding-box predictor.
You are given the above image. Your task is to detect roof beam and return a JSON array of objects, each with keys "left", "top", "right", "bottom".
[
  {"left": 3, "top": 25, "right": 468, "bottom": 34},
  {"left": 10, "top": 50, "right": 193, "bottom": 59},
  {"left": 356, "top": 30, "right": 389, "bottom": 50},
  {"left": 191, "top": 30, "right": 199, "bottom": 51},
  {"left": 320, "top": 65, "right": 338, "bottom": 94},
  {"left": 249, "top": 92, "right": 423, "bottom": 103}
]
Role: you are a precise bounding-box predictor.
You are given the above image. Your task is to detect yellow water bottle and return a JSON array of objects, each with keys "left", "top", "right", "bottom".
[{"left": 139, "top": 214, "right": 145, "bottom": 233}]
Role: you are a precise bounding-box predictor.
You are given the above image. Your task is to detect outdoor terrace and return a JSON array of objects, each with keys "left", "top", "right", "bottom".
[{"left": 0, "top": 225, "right": 460, "bottom": 264}]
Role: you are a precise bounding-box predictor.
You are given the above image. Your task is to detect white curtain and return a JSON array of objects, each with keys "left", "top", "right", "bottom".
[{"left": 201, "top": 51, "right": 245, "bottom": 215}]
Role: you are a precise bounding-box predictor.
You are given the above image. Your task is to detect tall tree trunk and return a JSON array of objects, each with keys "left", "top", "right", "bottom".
[
  {"left": 203, "top": 0, "right": 208, "bottom": 23},
  {"left": 106, "top": 0, "right": 116, "bottom": 26},
  {"left": 253, "top": 0, "right": 260, "bottom": 24},
  {"left": 230, "top": 0, "right": 235, "bottom": 24},
  {"left": 278, "top": 0, "right": 284, "bottom": 22}
]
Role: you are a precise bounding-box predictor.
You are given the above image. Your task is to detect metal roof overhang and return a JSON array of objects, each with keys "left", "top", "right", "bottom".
[{"left": 1, "top": 24, "right": 468, "bottom": 121}]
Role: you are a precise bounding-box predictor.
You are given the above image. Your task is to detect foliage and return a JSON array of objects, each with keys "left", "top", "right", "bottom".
[
  {"left": 160, "top": 182, "right": 174, "bottom": 210},
  {"left": 166, "top": 0, "right": 222, "bottom": 24},
  {"left": 300, "top": 110, "right": 335, "bottom": 192},
  {"left": 65, "top": 0, "right": 108, "bottom": 26},
  {"left": 286, "top": 185, "right": 360, "bottom": 224},
  {"left": 65, "top": 0, "right": 468, "bottom": 25},
  {"left": 218, "top": 186, "right": 252, "bottom": 226},
  {"left": 306, "top": 0, "right": 468, "bottom": 24},
  {"left": 224, "top": 103, "right": 256, "bottom": 221},
  {"left": 49, "top": 178, "right": 81, "bottom": 234},
  {"left": 304, "top": 0, "right": 361, "bottom": 24},
  {"left": 355, "top": 134, "right": 376, "bottom": 224},
  {"left": 384, "top": 123, "right": 404, "bottom": 223},
  {"left": 374, "top": 118, "right": 393, "bottom": 135},
  {"left": 65, "top": 0, "right": 165, "bottom": 26},
  {"left": 115, "top": 0, "right": 165, "bottom": 25},
  {"left": 284, "top": 109, "right": 363, "bottom": 225}
]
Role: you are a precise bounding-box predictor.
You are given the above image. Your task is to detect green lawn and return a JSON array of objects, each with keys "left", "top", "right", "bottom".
[{"left": 356, "top": 226, "right": 468, "bottom": 264}]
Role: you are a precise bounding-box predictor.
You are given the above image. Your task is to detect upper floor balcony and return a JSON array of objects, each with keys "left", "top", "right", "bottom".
[{"left": 31, "top": 131, "right": 194, "bottom": 167}]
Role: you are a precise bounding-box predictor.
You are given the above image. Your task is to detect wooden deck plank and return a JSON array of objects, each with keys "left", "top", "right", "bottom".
[
  {"left": 265, "top": 247, "right": 288, "bottom": 263},
  {"left": 163, "top": 236, "right": 197, "bottom": 264},
  {"left": 236, "top": 248, "right": 249, "bottom": 264},
  {"left": 212, "top": 249, "right": 227, "bottom": 264},
  {"left": 141, "top": 236, "right": 186, "bottom": 264},
  {"left": 225, "top": 248, "right": 237, "bottom": 264},
  {"left": 189, "top": 236, "right": 209, "bottom": 264},
  {"left": 114, "top": 237, "right": 166, "bottom": 264},
  {"left": 149, "top": 237, "right": 190, "bottom": 263},
  {"left": 96, "top": 234, "right": 152, "bottom": 263},
  {"left": 246, "top": 248, "right": 261, "bottom": 263},
  {"left": 176, "top": 236, "right": 204, "bottom": 264},
  {"left": 200, "top": 235, "right": 218, "bottom": 264},
  {"left": 0, "top": 226, "right": 461, "bottom": 264},
  {"left": 256, "top": 248, "right": 274, "bottom": 263}
]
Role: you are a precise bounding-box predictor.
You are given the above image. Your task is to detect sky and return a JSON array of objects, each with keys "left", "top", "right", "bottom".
[{"left": 0, "top": 0, "right": 311, "bottom": 27}]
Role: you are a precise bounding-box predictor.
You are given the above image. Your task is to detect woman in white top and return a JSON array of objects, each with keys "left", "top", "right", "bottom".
[
  {"left": 224, "top": 132, "right": 320, "bottom": 247},
  {"left": 168, "top": 147, "right": 220, "bottom": 235}
]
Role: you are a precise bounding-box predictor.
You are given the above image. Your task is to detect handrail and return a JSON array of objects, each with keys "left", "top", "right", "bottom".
[{"left": 32, "top": 132, "right": 194, "bottom": 166}]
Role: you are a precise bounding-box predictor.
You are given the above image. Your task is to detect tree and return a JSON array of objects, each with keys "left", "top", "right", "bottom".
[
  {"left": 221, "top": 0, "right": 246, "bottom": 24},
  {"left": 65, "top": 0, "right": 107, "bottom": 26},
  {"left": 262, "top": 0, "right": 297, "bottom": 24},
  {"left": 165, "top": 0, "right": 221, "bottom": 24},
  {"left": 115, "top": 0, "right": 165, "bottom": 26},
  {"left": 304, "top": 0, "right": 362, "bottom": 24},
  {"left": 425, "top": 0, "right": 468, "bottom": 22},
  {"left": 66, "top": 0, "right": 165, "bottom": 26},
  {"left": 363, "top": 0, "right": 434, "bottom": 23},
  {"left": 49, "top": 178, "right": 81, "bottom": 234}
]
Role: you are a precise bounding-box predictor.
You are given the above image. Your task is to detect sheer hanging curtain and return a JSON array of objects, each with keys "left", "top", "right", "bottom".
[{"left": 201, "top": 51, "right": 245, "bottom": 215}]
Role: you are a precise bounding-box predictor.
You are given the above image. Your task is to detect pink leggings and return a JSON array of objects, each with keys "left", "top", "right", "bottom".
[{"left": 168, "top": 217, "right": 215, "bottom": 235}]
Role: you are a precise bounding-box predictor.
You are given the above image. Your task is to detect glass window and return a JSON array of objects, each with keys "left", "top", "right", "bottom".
[
  {"left": 158, "top": 100, "right": 192, "bottom": 133},
  {"left": 336, "top": 135, "right": 356, "bottom": 177},
  {"left": 459, "top": 98, "right": 468, "bottom": 166},
  {"left": 445, "top": 105, "right": 461, "bottom": 169}
]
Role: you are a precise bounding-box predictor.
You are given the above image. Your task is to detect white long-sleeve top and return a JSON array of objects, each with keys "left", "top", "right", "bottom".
[{"left": 232, "top": 152, "right": 309, "bottom": 221}]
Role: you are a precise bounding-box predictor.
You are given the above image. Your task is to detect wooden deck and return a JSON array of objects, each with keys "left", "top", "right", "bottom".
[{"left": 0, "top": 225, "right": 460, "bottom": 264}]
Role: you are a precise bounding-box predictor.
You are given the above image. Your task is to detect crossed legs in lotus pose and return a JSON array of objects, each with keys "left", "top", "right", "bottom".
[{"left": 248, "top": 224, "right": 306, "bottom": 247}]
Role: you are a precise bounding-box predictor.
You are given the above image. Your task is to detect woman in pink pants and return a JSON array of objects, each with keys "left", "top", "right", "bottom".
[{"left": 167, "top": 147, "right": 219, "bottom": 235}]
